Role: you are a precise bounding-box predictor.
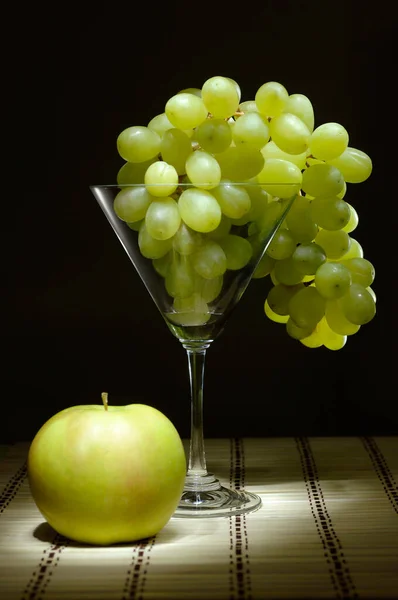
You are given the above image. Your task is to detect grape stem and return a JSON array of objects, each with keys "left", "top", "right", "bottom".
[
  {"left": 101, "top": 392, "right": 109, "bottom": 411},
  {"left": 305, "top": 154, "right": 315, "bottom": 168}
]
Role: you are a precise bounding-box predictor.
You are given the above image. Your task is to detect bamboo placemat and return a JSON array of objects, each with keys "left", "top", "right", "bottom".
[{"left": 0, "top": 437, "right": 397, "bottom": 599}]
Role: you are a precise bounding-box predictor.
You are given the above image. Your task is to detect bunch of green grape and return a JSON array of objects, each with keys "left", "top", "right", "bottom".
[{"left": 114, "top": 76, "right": 375, "bottom": 347}]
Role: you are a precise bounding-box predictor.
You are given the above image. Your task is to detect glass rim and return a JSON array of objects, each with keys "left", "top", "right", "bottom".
[{"left": 89, "top": 182, "right": 299, "bottom": 188}]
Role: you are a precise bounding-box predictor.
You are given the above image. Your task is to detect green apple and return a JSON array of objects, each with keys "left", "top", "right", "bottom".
[{"left": 27, "top": 394, "right": 187, "bottom": 545}]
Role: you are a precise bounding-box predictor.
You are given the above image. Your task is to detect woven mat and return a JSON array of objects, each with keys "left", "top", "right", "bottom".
[{"left": 0, "top": 437, "right": 397, "bottom": 599}]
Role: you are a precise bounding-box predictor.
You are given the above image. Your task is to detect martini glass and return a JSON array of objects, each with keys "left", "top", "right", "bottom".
[{"left": 90, "top": 183, "right": 296, "bottom": 517}]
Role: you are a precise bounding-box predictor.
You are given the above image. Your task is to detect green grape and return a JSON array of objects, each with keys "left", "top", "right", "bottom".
[
  {"left": 144, "top": 161, "right": 178, "bottom": 197},
  {"left": 145, "top": 197, "right": 181, "bottom": 240},
  {"left": 300, "top": 336, "right": 323, "bottom": 348},
  {"left": 264, "top": 300, "right": 289, "bottom": 323},
  {"left": 310, "top": 123, "right": 349, "bottom": 161},
  {"left": 366, "top": 287, "right": 376, "bottom": 303},
  {"left": 233, "top": 147, "right": 267, "bottom": 180},
  {"left": 283, "top": 93, "right": 314, "bottom": 132},
  {"left": 201, "top": 76, "right": 240, "bottom": 118},
  {"left": 170, "top": 293, "right": 210, "bottom": 326},
  {"left": 257, "top": 158, "right": 302, "bottom": 198},
  {"left": 205, "top": 214, "right": 232, "bottom": 240},
  {"left": 267, "top": 283, "right": 303, "bottom": 315},
  {"left": 113, "top": 186, "right": 153, "bottom": 223},
  {"left": 302, "top": 163, "right": 345, "bottom": 197},
  {"left": 239, "top": 100, "right": 259, "bottom": 113},
  {"left": 314, "top": 262, "right": 352, "bottom": 299},
  {"left": 291, "top": 242, "right": 326, "bottom": 274},
  {"left": 266, "top": 229, "right": 296, "bottom": 260},
  {"left": 342, "top": 203, "right": 359, "bottom": 233},
  {"left": 336, "top": 181, "right": 347, "bottom": 199},
  {"left": 248, "top": 222, "right": 259, "bottom": 236},
  {"left": 253, "top": 253, "right": 275, "bottom": 278},
  {"left": 286, "top": 196, "right": 319, "bottom": 243},
  {"left": 325, "top": 299, "right": 360, "bottom": 335},
  {"left": 256, "top": 201, "right": 286, "bottom": 238},
  {"left": 315, "top": 229, "right": 351, "bottom": 259},
  {"left": 211, "top": 180, "right": 251, "bottom": 219},
  {"left": 165, "top": 255, "right": 196, "bottom": 298},
  {"left": 152, "top": 251, "right": 172, "bottom": 277},
  {"left": 185, "top": 151, "right": 221, "bottom": 190},
  {"left": 165, "top": 93, "right": 208, "bottom": 129},
  {"left": 286, "top": 318, "right": 314, "bottom": 340},
  {"left": 194, "top": 274, "right": 223, "bottom": 302},
  {"left": 327, "top": 147, "right": 372, "bottom": 183},
  {"left": 173, "top": 221, "right": 203, "bottom": 256},
  {"left": 117, "top": 158, "right": 156, "bottom": 185},
  {"left": 255, "top": 81, "right": 289, "bottom": 117},
  {"left": 247, "top": 231, "right": 262, "bottom": 256},
  {"left": 340, "top": 283, "right": 376, "bottom": 325},
  {"left": 138, "top": 222, "right": 173, "bottom": 259},
  {"left": 127, "top": 220, "right": 143, "bottom": 231},
  {"left": 244, "top": 184, "right": 270, "bottom": 222},
  {"left": 178, "top": 188, "right": 221, "bottom": 233},
  {"left": 343, "top": 258, "right": 375, "bottom": 287},
  {"left": 274, "top": 257, "right": 304, "bottom": 285},
  {"left": 115, "top": 77, "right": 375, "bottom": 350},
  {"left": 178, "top": 87, "right": 202, "bottom": 97},
  {"left": 117, "top": 126, "right": 161, "bottom": 163},
  {"left": 269, "top": 113, "right": 311, "bottom": 155},
  {"left": 310, "top": 196, "right": 351, "bottom": 230},
  {"left": 261, "top": 140, "right": 307, "bottom": 170},
  {"left": 219, "top": 235, "right": 253, "bottom": 270},
  {"left": 226, "top": 77, "right": 241, "bottom": 102},
  {"left": 270, "top": 270, "right": 279, "bottom": 285},
  {"left": 300, "top": 325, "right": 324, "bottom": 348},
  {"left": 173, "top": 222, "right": 203, "bottom": 255},
  {"left": 147, "top": 113, "right": 174, "bottom": 137},
  {"left": 215, "top": 146, "right": 264, "bottom": 180},
  {"left": 232, "top": 112, "right": 270, "bottom": 149},
  {"left": 160, "top": 129, "right": 193, "bottom": 175},
  {"left": 191, "top": 240, "right": 227, "bottom": 279},
  {"left": 289, "top": 286, "right": 325, "bottom": 329},
  {"left": 336, "top": 237, "right": 363, "bottom": 260},
  {"left": 317, "top": 317, "right": 347, "bottom": 350},
  {"left": 194, "top": 118, "right": 232, "bottom": 154}
]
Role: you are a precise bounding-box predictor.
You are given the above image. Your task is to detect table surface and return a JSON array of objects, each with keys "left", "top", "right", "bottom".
[{"left": 0, "top": 437, "right": 397, "bottom": 600}]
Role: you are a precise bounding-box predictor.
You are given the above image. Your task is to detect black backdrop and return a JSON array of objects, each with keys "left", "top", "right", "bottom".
[{"left": 4, "top": 1, "right": 395, "bottom": 443}]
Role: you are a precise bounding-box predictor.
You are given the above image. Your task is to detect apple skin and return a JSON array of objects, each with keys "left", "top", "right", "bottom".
[{"left": 27, "top": 403, "right": 187, "bottom": 545}]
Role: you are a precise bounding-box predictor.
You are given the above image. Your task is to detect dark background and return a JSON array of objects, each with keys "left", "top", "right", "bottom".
[{"left": 4, "top": 1, "right": 395, "bottom": 444}]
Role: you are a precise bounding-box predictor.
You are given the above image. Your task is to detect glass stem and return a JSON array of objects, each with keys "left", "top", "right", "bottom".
[{"left": 183, "top": 342, "right": 211, "bottom": 479}]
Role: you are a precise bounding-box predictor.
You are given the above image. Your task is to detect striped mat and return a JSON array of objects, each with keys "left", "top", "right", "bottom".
[{"left": 0, "top": 437, "right": 397, "bottom": 599}]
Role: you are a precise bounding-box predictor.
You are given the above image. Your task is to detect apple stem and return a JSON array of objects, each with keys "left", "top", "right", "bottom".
[{"left": 101, "top": 392, "right": 109, "bottom": 411}]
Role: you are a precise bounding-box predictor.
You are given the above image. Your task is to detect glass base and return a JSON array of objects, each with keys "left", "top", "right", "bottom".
[{"left": 173, "top": 473, "right": 262, "bottom": 517}]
